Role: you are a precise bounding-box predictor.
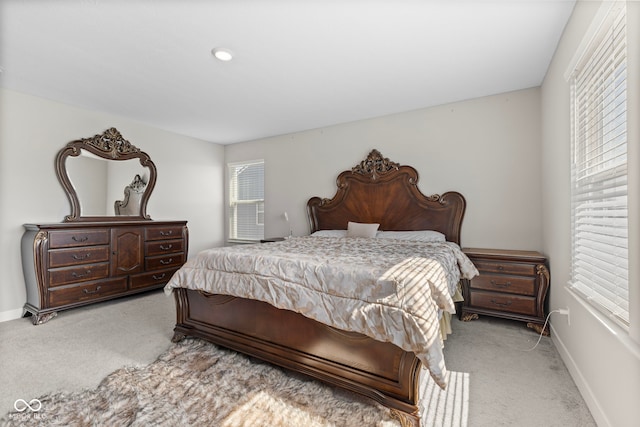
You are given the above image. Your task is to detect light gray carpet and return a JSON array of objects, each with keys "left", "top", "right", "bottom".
[
  {"left": 442, "top": 315, "right": 595, "bottom": 427},
  {"left": 0, "top": 290, "right": 595, "bottom": 426}
]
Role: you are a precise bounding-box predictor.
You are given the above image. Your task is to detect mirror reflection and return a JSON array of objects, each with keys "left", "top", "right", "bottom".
[{"left": 66, "top": 151, "right": 150, "bottom": 217}]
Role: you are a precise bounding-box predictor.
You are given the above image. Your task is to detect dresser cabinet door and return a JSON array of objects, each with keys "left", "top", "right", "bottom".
[{"left": 110, "top": 227, "right": 144, "bottom": 276}]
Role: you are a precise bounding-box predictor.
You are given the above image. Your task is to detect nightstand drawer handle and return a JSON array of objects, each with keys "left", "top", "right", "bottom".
[
  {"left": 83, "top": 286, "right": 102, "bottom": 294},
  {"left": 159, "top": 244, "right": 173, "bottom": 251},
  {"left": 490, "top": 299, "right": 513, "bottom": 307},
  {"left": 72, "top": 236, "right": 88, "bottom": 242},
  {"left": 152, "top": 273, "right": 167, "bottom": 280},
  {"left": 160, "top": 258, "right": 173, "bottom": 265},
  {"left": 490, "top": 280, "right": 512, "bottom": 288},
  {"left": 160, "top": 230, "right": 173, "bottom": 236},
  {"left": 72, "top": 253, "right": 90, "bottom": 260}
]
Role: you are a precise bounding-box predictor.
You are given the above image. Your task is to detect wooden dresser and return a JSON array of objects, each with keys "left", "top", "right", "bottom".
[
  {"left": 21, "top": 220, "right": 188, "bottom": 324},
  {"left": 460, "top": 248, "right": 550, "bottom": 334}
]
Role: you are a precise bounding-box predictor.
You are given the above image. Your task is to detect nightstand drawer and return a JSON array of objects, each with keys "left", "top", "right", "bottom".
[
  {"left": 469, "top": 291, "right": 536, "bottom": 316},
  {"left": 473, "top": 260, "right": 536, "bottom": 276},
  {"left": 261, "top": 237, "right": 286, "bottom": 243},
  {"left": 468, "top": 274, "right": 536, "bottom": 296}
]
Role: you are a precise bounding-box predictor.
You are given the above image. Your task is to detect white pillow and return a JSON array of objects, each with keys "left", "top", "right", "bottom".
[
  {"left": 311, "top": 230, "right": 347, "bottom": 237},
  {"left": 376, "top": 230, "right": 446, "bottom": 242},
  {"left": 347, "top": 221, "right": 380, "bottom": 238}
]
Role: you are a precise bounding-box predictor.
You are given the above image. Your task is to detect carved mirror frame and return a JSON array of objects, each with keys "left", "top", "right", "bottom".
[{"left": 55, "top": 127, "right": 157, "bottom": 222}]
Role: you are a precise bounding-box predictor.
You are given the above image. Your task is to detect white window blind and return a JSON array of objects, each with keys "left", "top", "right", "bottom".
[
  {"left": 569, "top": 4, "right": 628, "bottom": 328},
  {"left": 228, "top": 160, "right": 264, "bottom": 242}
]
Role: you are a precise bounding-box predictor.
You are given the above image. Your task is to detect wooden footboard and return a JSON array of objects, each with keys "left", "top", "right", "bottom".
[{"left": 172, "top": 288, "right": 423, "bottom": 426}]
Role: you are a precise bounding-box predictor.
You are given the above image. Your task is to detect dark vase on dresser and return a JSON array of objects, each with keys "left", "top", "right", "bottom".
[{"left": 21, "top": 128, "right": 188, "bottom": 325}]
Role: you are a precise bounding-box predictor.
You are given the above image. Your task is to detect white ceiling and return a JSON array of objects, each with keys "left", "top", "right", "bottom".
[{"left": 0, "top": 0, "right": 575, "bottom": 144}]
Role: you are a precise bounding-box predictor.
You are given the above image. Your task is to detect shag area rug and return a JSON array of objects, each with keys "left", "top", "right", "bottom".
[{"left": 2, "top": 338, "right": 469, "bottom": 426}]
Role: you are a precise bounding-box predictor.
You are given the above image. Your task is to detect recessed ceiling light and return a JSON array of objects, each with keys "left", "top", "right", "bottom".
[{"left": 211, "top": 48, "right": 233, "bottom": 62}]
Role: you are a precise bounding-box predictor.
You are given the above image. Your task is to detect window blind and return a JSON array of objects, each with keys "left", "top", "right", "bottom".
[
  {"left": 228, "top": 160, "right": 264, "bottom": 242},
  {"left": 569, "top": 4, "right": 629, "bottom": 328}
]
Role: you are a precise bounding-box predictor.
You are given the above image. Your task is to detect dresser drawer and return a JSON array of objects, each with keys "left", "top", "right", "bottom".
[
  {"left": 48, "top": 278, "right": 127, "bottom": 306},
  {"left": 48, "top": 229, "right": 110, "bottom": 248},
  {"left": 473, "top": 260, "right": 536, "bottom": 276},
  {"left": 468, "top": 274, "right": 536, "bottom": 296},
  {"left": 130, "top": 268, "right": 179, "bottom": 290},
  {"left": 145, "top": 253, "right": 185, "bottom": 271},
  {"left": 49, "top": 263, "right": 110, "bottom": 287},
  {"left": 469, "top": 291, "right": 537, "bottom": 316},
  {"left": 145, "top": 226, "right": 184, "bottom": 241},
  {"left": 145, "top": 239, "right": 184, "bottom": 256},
  {"left": 49, "top": 246, "right": 110, "bottom": 268}
]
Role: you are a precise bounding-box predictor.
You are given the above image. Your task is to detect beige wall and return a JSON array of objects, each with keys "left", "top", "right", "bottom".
[
  {"left": 226, "top": 88, "right": 543, "bottom": 251},
  {"left": 0, "top": 88, "right": 225, "bottom": 320},
  {"left": 542, "top": 1, "right": 640, "bottom": 426}
]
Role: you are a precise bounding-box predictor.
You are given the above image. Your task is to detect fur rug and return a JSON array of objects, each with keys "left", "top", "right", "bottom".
[{"left": 2, "top": 338, "right": 468, "bottom": 426}]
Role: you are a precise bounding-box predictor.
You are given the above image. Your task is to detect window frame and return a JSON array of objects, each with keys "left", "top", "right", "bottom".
[
  {"left": 567, "top": 2, "right": 629, "bottom": 330},
  {"left": 227, "top": 159, "right": 265, "bottom": 243}
]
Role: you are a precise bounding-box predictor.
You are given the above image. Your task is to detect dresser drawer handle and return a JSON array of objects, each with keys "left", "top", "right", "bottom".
[
  {"left": 490, "top": 280, "right": 512, "bottom": 288},
  {"left": 152, "top": 273, "right": 167, "bottom": 280},
  {"left": 490, "top": 299, "right": 512, "bottom": 307},
  {"left": 72, "top": 236, "right": 89, "bottom": 243},
  {"left": 72, "top": 253, "right": 90, "bottom": 260},
  {"left": 159, "top": 244, "right": 173, "bottom": 251},
  {"left": 160, "top": 230, "right": 173, "bottom": 236},
  {"left": 160, "top": 258, "right": 173, "bottom": 265},
  {"left": 83, "top": 286, "right": 102, "bottom": 294},
  {"left": 72, "top": 270, "right": 91, "bottom": 278}
]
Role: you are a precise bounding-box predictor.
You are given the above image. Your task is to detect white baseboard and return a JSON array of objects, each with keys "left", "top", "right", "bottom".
[
  {"left": 0, "top": 308, "right": 24, "bottom": 323},
  {"left": 551, "top": 323, "right": 610, "bottom": 427}
]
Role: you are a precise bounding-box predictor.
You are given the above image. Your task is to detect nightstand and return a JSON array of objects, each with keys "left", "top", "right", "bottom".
[
  {"left": 461, "top": 248, "right": 550, "bottom": 335},
  {"left": 260, "top": 237, "right": 286, "bottom": 243}
]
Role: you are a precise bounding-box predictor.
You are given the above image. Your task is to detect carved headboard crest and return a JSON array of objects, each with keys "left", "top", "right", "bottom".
[
  {"left": 78, "top": 127, "right": 141, "bottom": 159},
  {"left": 308, "top": 149, "right": 466, "bottom": 244},
  {"left": 351, "top": 149, "right": 399, "bottom": 180}
]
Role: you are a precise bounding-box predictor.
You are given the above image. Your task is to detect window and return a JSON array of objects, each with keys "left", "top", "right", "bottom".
[
  {"left": 228, "top": 160, "right": 264, "bottom": 242},
  {"left": 569, "top": 3, "right": 628, "bottom": 328}
]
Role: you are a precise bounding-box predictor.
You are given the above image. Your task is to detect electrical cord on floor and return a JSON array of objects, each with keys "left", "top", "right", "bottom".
[{"left": 520, "top": 309, "right": 559, "bottom": 352}]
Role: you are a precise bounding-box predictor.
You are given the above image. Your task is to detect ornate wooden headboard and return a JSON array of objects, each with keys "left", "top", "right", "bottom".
[{"left": 307, "top": 149, "right": 466, "bottom": 244}]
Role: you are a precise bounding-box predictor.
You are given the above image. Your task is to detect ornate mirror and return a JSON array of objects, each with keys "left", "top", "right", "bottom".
[{"left": 56, "top": 127, "right": 157, "bottom": 221}]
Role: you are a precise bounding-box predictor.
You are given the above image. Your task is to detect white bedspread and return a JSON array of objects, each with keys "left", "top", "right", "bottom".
[{"left": 164, "top": 236, "right": 478, "bottom": 388}]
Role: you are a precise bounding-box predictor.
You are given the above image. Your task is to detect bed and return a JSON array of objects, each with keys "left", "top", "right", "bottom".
[{"left": 166, "top": 150, "right": 477, "bottom": 427}]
